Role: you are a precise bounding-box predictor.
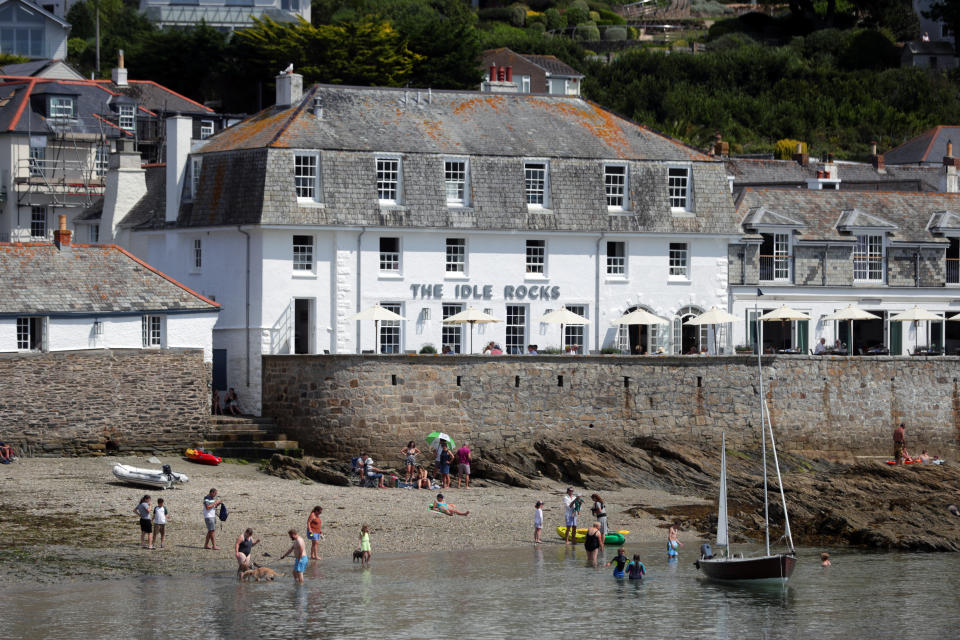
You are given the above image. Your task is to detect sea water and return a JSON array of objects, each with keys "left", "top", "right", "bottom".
[{"left": 2, "top": 543, "right": 959, "bottom": 639}]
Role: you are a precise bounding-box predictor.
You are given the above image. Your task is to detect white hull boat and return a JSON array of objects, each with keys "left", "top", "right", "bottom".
[{"left": 112, "top": 464, "right": 189, "bottom": 490}]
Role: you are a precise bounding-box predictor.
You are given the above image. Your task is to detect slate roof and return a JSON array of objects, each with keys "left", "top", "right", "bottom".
[
  {"left": 482, "top": 48, "right": 585, "bottom": 78},
  {"left": 0, "top": 242, "right": 219, "bottom": 315},
  {"left": 198, "top": 84, "right": 705, "bottom": 160},
  {"left": 724, "top": 157, "right": 942, "bottom": 190},
  {"left": 884, "top": 126, "right": 960, "bottom": 166},
  {"left": 0, "top": 59, "right": 82, "bottom": 79},
  {"left": 736, "top": 188, "right": 960, "bottom": 244}
]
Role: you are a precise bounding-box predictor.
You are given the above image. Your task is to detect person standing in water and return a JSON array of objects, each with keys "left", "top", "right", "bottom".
[
  {"left": 668, "top": 522, "right": 683, "bottom": 559},
  {"left": 584, "top": 521, "right": 604, "bottom": 567},
  {"left": 235, "top": 528, "right": 259, "bottom": 577},
  {"left": 357, "top": 524, "right": 372, "bottom": 568},
  {"left": 626, "top": 554, "right": 645, "bottom": 580},
  {"left": 605, "top": 548, "right": 629, "bottom": 578},
  {"left": 821, "top": 552, "right": 832, "bottom": 567},
  {"left": 280, "top": 528, "right": 307, "bottom": 583}
]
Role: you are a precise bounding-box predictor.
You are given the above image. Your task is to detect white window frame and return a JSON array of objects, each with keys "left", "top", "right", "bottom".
[
  {"left": 376, "top": 156, "right": 401, "bottom": 205},
  {"left": 294, "top": 152, "right": 320, "bottom": 202},
  {"left": 292, "top": 234, "right": 314, "bottom": 273},
  {"left": 564, "top": 304, "right": 587, "bottom": 353},
  {"left": 445, "top": 237, "right": 466, "bottom": 275},
  {"left": 669, "top": 242, "right": 689, "bottom": 279},
  {"left": 118, "top": 104, "right": 136, "bottom": 132},
  {"left": 16, "top": 316, "right": 44, "bottom": 351},
  {"left": 525, "top": 239, "right": 546, "bottom": 275},
  {"left": 49, "top": 96, "right": 75, "bottom": 119},
  {"left": 444, "top": 158, "right": 469, "bottom": 207},
  {"left": 28, "top": 142, "right": 45, "bottom": 177},
  {"left": 192, "top": 238, "right": 202, "bottom": 273},
  {"left": 505, "top": 304, "right": 527, "bottom": 355},
  {"left": 604, "top": 163, "right": 628, "bottom": 211},
  {"left": 442, "top": 303, "right": 464, "bottom": 354},
  {"left": 95, "top": 145, "right": 109, "bottom": 177},
  {"left": 524, "top": 160, "right": 549, "bottom": 209},
  {"left": 773, "top": 232, "right": 790, "bottom": 281},
  {"left": 668, "top": 165, "right": 692, "bottom": 211},
  {"left": 853, "top": 233, "right": 884, "bottom": 282},
  {"left": 142, "top": 315, "right": 163, "bottom": 348},
  {"left": 200, "top": 120, "right": 215, "bottom": 139},
  {"left": 185, "top": 156, "right": 202, "bottom": 201},
  {"left": 379, "top": 302, "right": 402, "bottom": 353},
  {"left": 30, "top": 206, "right": 46, "bottom": 239},
  {"left": 606, "top": 240, "right": 626, "bottom": 277},
  {"left": 379, "top": 237, "right": 401, "bottom": 273},
  {"left": 520, "top": 75, "right": 531, "bottom": 93}
]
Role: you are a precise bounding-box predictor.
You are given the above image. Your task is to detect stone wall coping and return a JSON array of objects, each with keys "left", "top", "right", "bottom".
[
  {"left": 0, "top": 347, "right": 204, "bottom": 361},
  {"left": 263, "top": 353, "right": 960, "bottom": 365}
]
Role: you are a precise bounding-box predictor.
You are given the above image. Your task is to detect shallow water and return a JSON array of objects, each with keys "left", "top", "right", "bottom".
[{"left": 3, "top": 543, "right": 959, "bottom": 639}]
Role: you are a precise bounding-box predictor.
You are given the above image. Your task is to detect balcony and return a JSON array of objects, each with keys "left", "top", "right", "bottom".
[
  {"left": 948, "top": 258, "right": 960, "bottom": 285},
  {"left": 759, "top": 255, "right": 792, "bottom": 282}
]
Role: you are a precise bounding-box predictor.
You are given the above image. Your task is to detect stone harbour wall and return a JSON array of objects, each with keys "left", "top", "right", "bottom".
[
  {"left": 262, "top": 354, "right": 960, "bottom": 460},
  {"left": 0, "top": 349, "right": 211, "bottom": 455}
]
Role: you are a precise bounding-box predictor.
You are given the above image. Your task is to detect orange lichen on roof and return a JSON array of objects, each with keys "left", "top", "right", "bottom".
[
  {"left": 452, "top": 95, "right": 506, "bottom": 115},
  {"left": 527, "top": 98, "right": 634, "bottom": 159},
  {"left": 198, "top": 107, "right": 291, "bottom": 153}
]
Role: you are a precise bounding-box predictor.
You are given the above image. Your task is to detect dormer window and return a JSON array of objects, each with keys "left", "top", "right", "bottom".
[
  {"left": 853, "top": 234, "right": 884, "bottom": 282},
  {"left": 118, "top": 104, "right": 135, "bottom": 132},
  {"left": 48, "top": 96, "right": 75, "bottom": 119},
  {"left": 668, "top": 166, "right": 691, "bottom": 210}
]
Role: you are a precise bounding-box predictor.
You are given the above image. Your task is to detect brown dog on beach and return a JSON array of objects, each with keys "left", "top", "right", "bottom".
[{"left": 240, "top": 567, "right": 285, "bottom": 582}]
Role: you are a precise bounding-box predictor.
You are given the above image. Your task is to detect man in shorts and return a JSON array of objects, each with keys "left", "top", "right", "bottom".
[
  {"left": 456, "top": 443, "right": 472, "bottom": 489},
  {"left": 563, "top": 487, "right": 580, "bottom": 545},
  {"left": 202, "top": 488, "right": 221, "bottom": 550},
  {"left": 281, "top": 528, "right": 308, "bottom": 583}
]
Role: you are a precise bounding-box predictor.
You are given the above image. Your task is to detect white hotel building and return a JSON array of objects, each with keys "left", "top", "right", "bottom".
[{"left": 114, "top": 76, "right": 741, "bottom": 411}]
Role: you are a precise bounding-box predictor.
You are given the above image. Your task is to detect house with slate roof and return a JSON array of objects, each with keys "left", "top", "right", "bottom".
[
  {"left": 727, "top": 183, "right": 960, "bottom": 356},
  {"left": 0, "top": 0, "right": 69, "bottom": 60},
  {"left": 481, "top": 48, "right": 585, "bottom": 95},
  {"left": 0, "top": 215, "right": 219, "bottom": 357},
  {"left": 0, "top": 55, "right": 227, "bottom": 245},
  {"left": 114, "top": 74, "right": 740, "bottom": 412},
  {"left": 885, "top": 126, "right": 960, "bottom": 167}
]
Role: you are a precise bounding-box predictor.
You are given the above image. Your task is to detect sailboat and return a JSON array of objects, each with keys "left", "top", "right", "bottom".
[{"left": 696, "top": 315, "right": 797, "bottom": 582}]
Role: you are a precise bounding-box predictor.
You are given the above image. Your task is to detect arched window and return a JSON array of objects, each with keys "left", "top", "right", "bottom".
[{"left": 674, "top": 306, "right": 707, "bottom": 354}]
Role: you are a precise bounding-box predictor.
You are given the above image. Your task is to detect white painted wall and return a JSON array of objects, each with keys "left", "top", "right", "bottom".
[{"left": 167, "top": 312, "right": 218, "bottom": 361}]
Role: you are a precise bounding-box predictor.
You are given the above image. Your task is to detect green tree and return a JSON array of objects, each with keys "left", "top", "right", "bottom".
[
  {"left": 127, "top": 24, "right": 230, "bottom": 105},
  {"left": 235, "top": 17, "right": 422, "bottom": 88},
  {"left": 66, "top": 0, "right": 155, "bottom": 76}
]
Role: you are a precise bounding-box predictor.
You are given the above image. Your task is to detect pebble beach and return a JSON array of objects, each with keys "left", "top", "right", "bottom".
[{"left": 0, "top": 455, "right": 707, "bottom": 584}]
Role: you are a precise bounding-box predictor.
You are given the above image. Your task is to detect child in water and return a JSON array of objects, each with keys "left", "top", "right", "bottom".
[
  {"left": 534, "top": 500, "right": 543, "bottom": 543},
  {"left": 627, "top": 554, "right": 645, "bottom": 580},
  {"left": 605, "top": 548, "right": 629, "bottom": 578},
  {"left": 668, "top": 522, "right": 683, "bottom": 559},
  {"left": 357, "top": 524, "right": 371, "bottom": 568},
  {"left": 821, "top": 552, "right": 831, "bottom": 567}
]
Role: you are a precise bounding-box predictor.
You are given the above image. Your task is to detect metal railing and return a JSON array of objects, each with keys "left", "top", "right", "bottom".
[
  {"left": 759, "top": 255, "right": 792, "bottom": 282},
  {"left": 947, "top": 258, "right": 960, "bottom": 284}
]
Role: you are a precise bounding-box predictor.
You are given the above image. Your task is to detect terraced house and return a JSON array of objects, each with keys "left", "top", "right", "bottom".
[{"left": 114, "top": 74, "right": 741, "bottom": 411}]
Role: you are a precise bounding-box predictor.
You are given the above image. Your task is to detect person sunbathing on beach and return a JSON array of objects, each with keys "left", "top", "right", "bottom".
[{"left": 430, "top": 493, "right": 469, "bottom": 516}]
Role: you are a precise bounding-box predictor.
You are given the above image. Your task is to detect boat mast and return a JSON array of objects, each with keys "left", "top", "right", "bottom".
[
  {"left": 755, "top": 304, "right": 771, "bottom": 556},
  {"left": 762, "top": 395, "right": 795, "bottom": 552},
  {"left": 716, "top": 432, "right": 729, "bottom": 556}
]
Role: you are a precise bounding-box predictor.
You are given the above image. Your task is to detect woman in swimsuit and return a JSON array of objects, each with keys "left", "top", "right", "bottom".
[
  {"left": 605, "top": 548, "right": 629, "bottom": 578},
  {"left": 401, "top": 441, "right": 420, "bottom": 484},
  {"left": 584, "top": 521, "right": 604, "bottom": 567},
  {"left": 235, "top": 528, "right": 259, "bottom": 578},
  {"left": 415, "top": 465, "right": 431, "bottom": 489}
]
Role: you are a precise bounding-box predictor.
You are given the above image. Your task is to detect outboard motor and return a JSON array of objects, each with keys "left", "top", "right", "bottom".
[
  {"left": 162, "top": 464, "right": 173, "bottom": 477},
  {"left": 700, "top": 543, "right": 713, "bottom": 560}
]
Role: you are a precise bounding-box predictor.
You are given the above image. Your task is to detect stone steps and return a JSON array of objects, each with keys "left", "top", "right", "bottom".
[{"left": 202, "top": 416, "right": 302, "bottom": 460}]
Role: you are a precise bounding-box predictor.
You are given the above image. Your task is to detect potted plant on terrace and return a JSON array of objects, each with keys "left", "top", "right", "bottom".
[{"left": 735, "top": 344, "right": 754, "bottom": 354}]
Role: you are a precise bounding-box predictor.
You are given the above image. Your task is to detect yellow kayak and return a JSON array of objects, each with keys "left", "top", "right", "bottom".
[{"left": 555, "top": 526, "right": 628, "bottom": 545}]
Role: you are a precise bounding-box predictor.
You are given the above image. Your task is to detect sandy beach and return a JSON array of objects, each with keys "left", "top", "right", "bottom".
[{"left": 0, "top": 455, "right": 708, "bottom": 584}]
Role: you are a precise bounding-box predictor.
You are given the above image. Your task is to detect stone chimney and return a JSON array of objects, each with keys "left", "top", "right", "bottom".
[
  {"left": 276, "top": 72, "right": 303, "bottom": 108},
  {"left": 53, "top": 214, "right": 71, "bottom": 248},
  {"left": 792, "top": 142, "right": 808, "bottom": 167},
  {"left": 112, "top": 49, "right": 128, "bottom": 87},
  {"left": 100, "top": 140, "right": 146, "bottom": 242},
  {"left": 870, "top": 141, "right": 885, "bottom": 172},
  {"left": 712, "top": 132, "right": 729, "bottom": 157},
  {"left": 943, "top": 139, "right": 960, "bottom": 193},
  {"left": 166, "top": 115, "right": 192, "bottom": 223}
]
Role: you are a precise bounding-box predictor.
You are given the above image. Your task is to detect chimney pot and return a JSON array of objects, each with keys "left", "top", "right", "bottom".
[
  {"left": 506, "top": 66, "right": 513, "bottom": 82},
  {"left": 489, "top": 64, "right": 496, "bottom": 82},
  {"left": 948, "top": 139, "right": 954, "bottom": 158},
  {"left": 795, "top": 143, "right": 802, "bottom": 154},
  {"left": 871, "top": 140, "right": 878, "bottom": 156},
  {"left": 53, "top": 214, "right": 71, "bottom": 248}
]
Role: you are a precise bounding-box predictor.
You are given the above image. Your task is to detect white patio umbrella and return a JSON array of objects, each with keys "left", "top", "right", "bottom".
[
  {"left": 442, "top": 307, "right": 501, "bottom": 354},
  {"left": 610, "top": 308, "right": 669, "bottom": 354},
  {"left": 349, "top": 304, "right": 406, "bottom": 354},
  {"left": 759, "top": 305, "right": 811, "bottom": 352},
  {"left": 888, "top": 306, "right": 944, "bottom": 354},
  {"left": 822, "top": 305, "right": 880, "bottom": 356},
  {"left": 683, "top": 307, "right": 741, "bottom": 354},
  {"left": 538, "top": 308, "right": 590, "bottom": 352}
]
